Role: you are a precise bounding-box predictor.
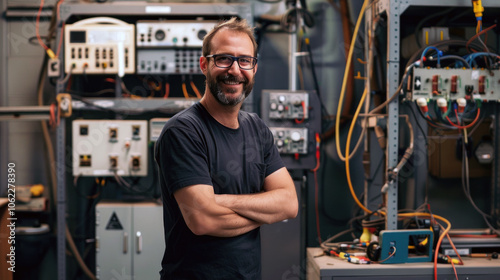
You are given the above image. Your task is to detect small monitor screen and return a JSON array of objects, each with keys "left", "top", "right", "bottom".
[{"left": 70, "top": 31, "right": 86, "bottom": 43}]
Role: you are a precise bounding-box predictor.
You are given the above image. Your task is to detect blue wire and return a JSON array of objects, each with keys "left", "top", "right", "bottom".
[
  {"left": 463, "top": 52, "right": 499, "bottom": 67},
  {"left": 421, "top": 46, "right": 443, "bottom": 67}
]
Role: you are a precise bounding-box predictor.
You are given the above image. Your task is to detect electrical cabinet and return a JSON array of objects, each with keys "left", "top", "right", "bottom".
[
  {"left": 261, "top": 90, "right": 321, "bottom": 170},
  {"left": 95, "top": 202, "right": 164, "bottom": 280}
]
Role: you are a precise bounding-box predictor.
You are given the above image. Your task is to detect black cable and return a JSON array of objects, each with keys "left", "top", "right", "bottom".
[
  {"left": 301, "top": 31, "right": 330, "bottom": 133},
  {"left": 406, "top": 103, "right": 428, "bottom": 146}
]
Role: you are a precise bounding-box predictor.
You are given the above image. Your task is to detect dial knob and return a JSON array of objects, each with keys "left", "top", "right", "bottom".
[
  {"left": 291, "top": 131, "right": 301, "bottom": 142},
  {"left": 197, "top": 29, "right": 207, "bottom": 40},
  {"left": 155, "top": 29, "right": 166, "bottom": 41},
  {"left": 276, "top": 140, "right": 284, "bottom": 147}
]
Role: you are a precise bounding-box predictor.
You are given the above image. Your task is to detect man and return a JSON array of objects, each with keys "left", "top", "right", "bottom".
[{"left": 155, "top": 17, "right": 298, "bottom": 279}]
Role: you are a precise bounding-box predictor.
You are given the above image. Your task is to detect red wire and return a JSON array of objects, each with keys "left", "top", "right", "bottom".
[
  {"left": 312, "top": 133, "right": 321, "bottom": 244},
  {"left": 449, "top": 255, "right": 459, "bottom": 280},
  {"left": 49, "top": 104, "right": 55, "bottom": 127},
  {"left": 467, "top": 24, "right": 496, "bottom": 53},
  {"left": 446, "top": 108, "right": 481, "bottom": 129},
  {"left": 55, "top": 0, "right": 65, "bottom": 57},
  {"left": 55, "top": 22, "right": 65, "bottom": 57},
  {"left": 295, "top": 101, "right": 306, "bottom": 124},
  {"left": 36, "top": 0, "right": 49, "bottom": 51}
]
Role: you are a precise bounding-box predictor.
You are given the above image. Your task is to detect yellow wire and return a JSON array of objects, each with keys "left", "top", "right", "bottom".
[
  {"left": 334, "top": 1, "right": 455, "bottom": 237},
  {"left": 345, "top": 87, "right": 371, "bottom": 213},
  {"left": 181, "top": 83, "right": 190, "bottom": 99},
  {"left": 335, "top": 0, "right": 369, "bottom": 162}
]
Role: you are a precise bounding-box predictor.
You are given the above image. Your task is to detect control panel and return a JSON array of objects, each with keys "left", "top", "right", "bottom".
[
  {"left": 270, "top": 127, "right": 308, "bottom": 154},
  {"left": 268, "top": 92, "right": 309, "bottom": 120},
  {"left": 261, "top": 90, "right": 321, "bottom": 170},
  {"left": 136, "top": 20, "right": 216, "bottom": 47},
  {"left": 410, "top": 68, "right": 500, "bottom": 101},
  {"left": 137, "top": 49, "right": 201, "bottom": 74},
  {"left": 72, "top": 120, "right": 148, "bottom": 177},
  {"left": 149, "top": 118, "right": 170, "bottom": 142},
  {"left": 64, "top": 17, "right": 135, "bottom": 76}
]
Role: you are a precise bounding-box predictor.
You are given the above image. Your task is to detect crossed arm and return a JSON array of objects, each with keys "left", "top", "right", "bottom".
[{"left": 173, "top": 167, "right": 298, "bottom": 237}]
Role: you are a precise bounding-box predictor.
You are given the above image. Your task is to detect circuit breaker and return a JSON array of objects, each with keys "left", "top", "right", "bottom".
[
  {"left": 64, "top": 17, "right": 135, "bottom": 76},
  {"left": 411, "top": 68, "right": 500, "bottom": 101},
  {"left": 72, "top": 120, "right": 148, "bottom": 176}
]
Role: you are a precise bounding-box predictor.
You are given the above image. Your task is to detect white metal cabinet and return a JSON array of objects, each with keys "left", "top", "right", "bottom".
[{"left": 96, "top": 202, "right": 164, "bottom": 280}]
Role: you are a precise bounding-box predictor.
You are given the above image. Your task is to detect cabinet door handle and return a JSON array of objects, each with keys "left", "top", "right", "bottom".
[
  {"left": 123, "top": 232, "right": 128, "bottom": 254},
  {"left": 136, "top": 231, "right": 142, "bottom": 254}
]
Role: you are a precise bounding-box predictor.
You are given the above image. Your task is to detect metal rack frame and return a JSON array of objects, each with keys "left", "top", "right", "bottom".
[
  {"left": 55, "top": 2, "right": 252, "bottom": 279},
  {"left": 366, "top": 0, "right": 500, "bottom": 230}
]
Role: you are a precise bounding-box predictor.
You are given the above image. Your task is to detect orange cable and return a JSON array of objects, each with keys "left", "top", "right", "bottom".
[
  {"left": 36, "top": 0, "right": 49, "bottom": 51},
  {"left": 190, "top": 81, "right": 202, "bottom": 98},
  {"left": 312, "top": 133, "right": 321, "bottom": 244},
  {"left": 181, "top": 83, "right": 190, "bottom": 99},
  {"left": 164, "top": 82, "right": 170, "bottom": 98},
  {"left": 55, "top": 0, "right": 65, "bottom": 57}
]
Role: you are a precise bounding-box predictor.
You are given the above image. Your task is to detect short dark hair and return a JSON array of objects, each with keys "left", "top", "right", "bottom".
[{"left": 202, "top": 17, "right": 257, "bottom": 57}]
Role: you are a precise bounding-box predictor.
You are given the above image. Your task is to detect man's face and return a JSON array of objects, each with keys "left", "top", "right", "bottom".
[{"left": 202, "top": 29, "right": 257, "bottom": 106}]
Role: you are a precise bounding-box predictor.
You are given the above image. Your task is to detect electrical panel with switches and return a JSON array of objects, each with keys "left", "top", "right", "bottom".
[
  {"left": 270, "top": 127, "right": 308, "bottom": 154},
  {"left": 261, "top": 90, "right": 321, "bottom": 170},
  {"left": 136, "top": 20, "right": 216, "bottom": 48},
  {"left": 72, "top": 120, "right": 148, "bottom": 177},
  {"left": 135, "top": 20, "right": 216, "bottom": 74},
  {"left": 64, "top": 17, "right": 135, "bottom": 76}
]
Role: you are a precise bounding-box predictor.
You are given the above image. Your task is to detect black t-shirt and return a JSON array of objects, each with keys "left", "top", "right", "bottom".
[{"left": 155, "top": 102, "right": 284, "bottom": 279}]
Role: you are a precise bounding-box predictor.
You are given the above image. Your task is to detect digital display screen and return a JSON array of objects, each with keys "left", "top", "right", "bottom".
[{"left": 70, "top": 31, "right": 86, "bottom": 43}]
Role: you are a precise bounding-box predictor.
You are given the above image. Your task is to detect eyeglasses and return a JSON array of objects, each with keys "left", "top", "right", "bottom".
[{"left": 205, "top": 54, "right": 258, "bottom": 70}]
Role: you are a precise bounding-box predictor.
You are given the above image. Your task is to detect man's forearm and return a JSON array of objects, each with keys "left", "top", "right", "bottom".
[
  {"left": 215, "top": 188, "right": 297, "bottom": 224},
  {"left": 175, "top": 184, "right": 262, "bottom": 237},
  {"left": 204, "top": 209, "right": 262, "bottom": 237}
]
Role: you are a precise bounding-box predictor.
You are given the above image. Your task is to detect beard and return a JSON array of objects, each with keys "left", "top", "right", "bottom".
[{"left": 207, "top": 72, "right": 254, "bottom": 106}]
